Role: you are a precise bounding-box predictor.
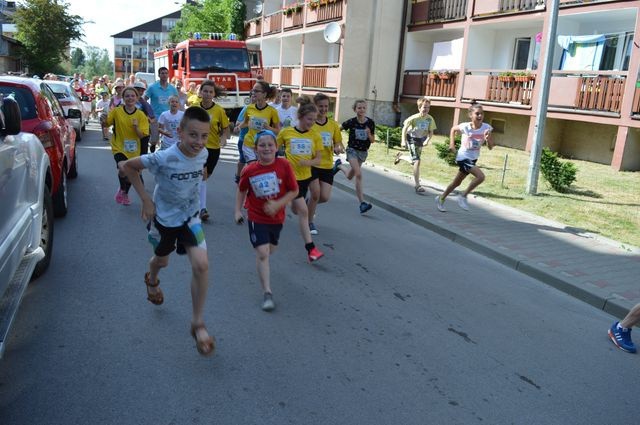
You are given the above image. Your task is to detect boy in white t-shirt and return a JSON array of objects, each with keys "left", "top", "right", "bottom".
[
  {"left": 157, "top": 96, "right": 184, "bottom": 150},
  {"left": 118, "top": 106, "right": 215, "bottom": 357}
]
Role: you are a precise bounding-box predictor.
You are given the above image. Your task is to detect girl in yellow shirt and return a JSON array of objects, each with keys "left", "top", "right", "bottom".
[
  {"left": 197, "top": 80, "right": 230, "bottom": 220},
  {"left": 240, "top": 80, "right": 280, "bottom": 162},
  {"left": 276, "top": 97, "right": 324, "bottom": 262},
  {"left": 104, "top": 86, "right": 150, "bottom": 206}
]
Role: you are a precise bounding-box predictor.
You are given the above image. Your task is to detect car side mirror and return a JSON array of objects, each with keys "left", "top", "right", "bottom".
[
  {"left": 0, "top": 97, "right": 22, "bottom": 136},
  {"left": 67, "top": 108, "right": 82, "bottom": 119}
]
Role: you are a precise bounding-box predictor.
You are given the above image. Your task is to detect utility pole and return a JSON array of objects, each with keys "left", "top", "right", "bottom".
[{"left": 526, "top": 0, "right": 559, "bottom": 194}]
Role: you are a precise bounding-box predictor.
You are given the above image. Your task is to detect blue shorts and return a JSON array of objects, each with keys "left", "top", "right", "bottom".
[
  {"left": 248, "top": 221, "right": 283, "bottom": 248},
  {"left": 456, "top": 158, "right": 477, "bottom": 174}
]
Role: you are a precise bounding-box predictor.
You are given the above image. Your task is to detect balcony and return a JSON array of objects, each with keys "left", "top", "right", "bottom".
[
  {"left": 410, "top": 0, "right": 468, "bottom": 25},
  {"left": 264, "top": 11, "right": 283, "bottom": 35},
  {"left": 283, "top": 4, "right": 305, "bottom": 30},
  {"left": 547, "top": 71, "right": 626, "bottom": 115},
  {"left": 402, "top": 70, "right": 459, "bottom": 99},
  {"left": 245, "top": 18, "right": 262, "bottom": 38},
  {"left": 306, "top": 0, "right": 343, "bottom": 26},
  {"left": 262, "top": 64, "right": 340, "bottom": 91},
  {"left": 474, "top": 0, "right": 619, "bottom": 17}
]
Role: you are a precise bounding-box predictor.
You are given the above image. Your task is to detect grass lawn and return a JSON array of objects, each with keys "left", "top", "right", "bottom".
[{"left": 365, "top": 135, "right": 640, "bottom": 248}]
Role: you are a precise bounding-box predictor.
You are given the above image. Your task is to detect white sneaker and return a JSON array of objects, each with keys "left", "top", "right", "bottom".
[
  {"left": 262, "top": 292, "right": 275, "bottom": 312},
  {"left": 457, "top": 195, "right": 469, "bottom": 211},
  {"left": 435, "top": 195, "right": 446, "bottom": 212}
]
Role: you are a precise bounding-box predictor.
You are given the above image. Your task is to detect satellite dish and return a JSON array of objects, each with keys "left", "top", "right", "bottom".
[
  {"left": 323, "top": 22, "right": 342, "bottom": 44},
  {"left": 253, "top": 2, "right": 263, "bottom": 14}
]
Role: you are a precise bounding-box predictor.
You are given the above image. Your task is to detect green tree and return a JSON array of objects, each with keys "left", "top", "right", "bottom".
[
  {"left": 80, "top": 47, "right": 113, "bottom": 79},
  {"left": 71, "top": 47, "right": 85, "bottom": 69},
  {"left": 14, "top": 0, "right": 84, "bottom": 76},
  {"left": 170, "top": 0, "right": 246, "bottom": 42}
]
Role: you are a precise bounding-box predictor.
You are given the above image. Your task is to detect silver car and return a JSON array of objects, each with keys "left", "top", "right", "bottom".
[
  {"left": 45, "top": 80, "right": 86, "bottom": 140},
  {"left": 0, "top": 97, "right": 54, "bottom": 358}
]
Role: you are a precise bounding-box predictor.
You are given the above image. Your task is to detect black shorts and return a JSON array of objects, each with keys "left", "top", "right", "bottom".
[
  {"left": 205, "top": 148, "right": 221, "bottom": 175},
  {"left": 456, "top": 158, "right": 477, "bottom": 174},
  {"left": 295, "top": 177, "right": 313, "bottom": 199},
  {"left": 113, "top": 153, "right": 127, "bottom": 167},
  {"left": 147, "top": 214, "right": 206, "bottom": 257},
  {"left": 311, "top": 167, "right": 334, "bottom": 185},
  {"left": 140, "top": 136, "right": 150, "bottom": 155},
  {"left": 248, "top": 221, "right": 283, "bottom": 248}
]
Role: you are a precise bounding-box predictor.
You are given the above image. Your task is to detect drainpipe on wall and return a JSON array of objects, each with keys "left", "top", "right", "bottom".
[{"left": 393, "top": 0, "right": 410, "bottom": 127}]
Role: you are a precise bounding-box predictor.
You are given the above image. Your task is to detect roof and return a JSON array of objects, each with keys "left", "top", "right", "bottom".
[{"left": 111, "top": 10, "right": 181, "bottom": 38}]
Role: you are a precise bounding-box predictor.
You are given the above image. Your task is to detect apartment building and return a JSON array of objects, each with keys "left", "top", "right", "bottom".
[
  {"left": 111, "top": 11, "right": 181, "bottom": 80},
  {"left": 244, "top": 0, "right": 405, "bottom": 124},
  {"left": 402, "top": 0, "right": 640, "bottom": 171}
]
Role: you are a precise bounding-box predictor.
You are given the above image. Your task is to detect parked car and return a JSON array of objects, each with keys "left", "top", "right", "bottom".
[
  {"left": 45, "top": 80, "right": 86, "bottom": 140},
  {"left": 0, "top": 76, "right": 79, "bottom": 217},
  {"left": 0, "top": 97, "right": 54, "bottom": 358}
]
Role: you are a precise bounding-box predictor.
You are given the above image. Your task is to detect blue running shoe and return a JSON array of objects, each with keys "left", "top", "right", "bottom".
[
  {"left": 309, "top": 222, "right": 318, "bottom": 235},
  {"left": 608, "top": 321, "right": 637, "bottom": 353},
  {"left": 359, "top": 202, "right": 372, "bottom": 214},
  {"left": 332, "top": 158, "right": 342, "bottom": 176}
]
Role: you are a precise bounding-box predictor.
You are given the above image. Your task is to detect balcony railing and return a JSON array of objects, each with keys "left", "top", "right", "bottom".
[
  {"left": 306, "top": 0, "right": 343, "bottom": 26},
  {"left": 411, "top": 0, "right": 467, "bottom": 25},
  {"left": 402, "top": 70, "right": 459, "bottom": 99},
  {"left": 283, "top": 7, "right": 305, "bottom": 30},
  {"left": 264, "top": 12, "right": 283, "bottom": 35},
  {"left": 631, "top": 83, "right": 640, "bottom": 116},
  {"left": 245, "top": 18, "right": 262, "bottom": 38},
  {"left": 302, "top": 65, "right": 340, "bottom": 90},
  {"left": 548, "top": 71, "right": 626, "bottom": 114},
  {"left": 474, "top": 0, "right": 617, "bottom": 16}
]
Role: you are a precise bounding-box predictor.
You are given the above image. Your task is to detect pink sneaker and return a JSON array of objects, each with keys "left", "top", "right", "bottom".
[
  {"left": 121, "top": 191, "right": 131, "bottom": 206},
  {"left": 115, "top": 189, "right": 124, "bottom": 204},
  {"left": 308, "top": 247, "right": 324, "bottom": 262}
]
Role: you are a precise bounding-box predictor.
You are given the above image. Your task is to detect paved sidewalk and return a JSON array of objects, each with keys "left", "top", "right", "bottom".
[{"left": 333, "top": 162, "right": 640, "bottom": 319}]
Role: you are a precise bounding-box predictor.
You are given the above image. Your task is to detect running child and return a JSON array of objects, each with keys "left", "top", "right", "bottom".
[
  {"left": 334, "top": 99, "right": 376, "bottom": 214},
  {"left": 276, "top": 97, "right": 324, "bottom": 262},
  {"left": 238, "top": 80, "right": 280, "bottom": 163},
  {"left": 196, "top": 80, "right": 230, "bottom": 221},
  {"left": 118, "top": 106, "right": 215, "bottom": 356},
  {"left": 96, "top": 91, "right": 111, "bottom": 141},
  {"left": 435, "top": 103, "right": 493, "bottom": 212},
  {"left": 394, "top": 96, "right": 436, "bottom": 194},
  {"left": 235, "top": 130, "right": 299, "bottom": 312},
  {"left": 103, "top": 86, "right": 150, "bottom": 206},
  {"left": 157, "top": 95, "right": 184, "bottom": 150},
  {"left": 307, "top": 92, "right": 344, "bottom": 235}
]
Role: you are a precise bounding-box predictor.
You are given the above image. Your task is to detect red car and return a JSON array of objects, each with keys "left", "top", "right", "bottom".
[{"left": 0, "top": 76, "right": 79, "bottom": 217}]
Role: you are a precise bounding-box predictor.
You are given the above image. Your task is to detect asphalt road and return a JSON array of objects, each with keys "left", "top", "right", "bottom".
[{"left": 0, "top": 123, "right": 638, "bottom": 424}]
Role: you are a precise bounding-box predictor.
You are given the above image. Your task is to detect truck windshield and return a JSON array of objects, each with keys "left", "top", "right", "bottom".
[{"left": 189, "top": 48, "right": 250, "bottom": 73}]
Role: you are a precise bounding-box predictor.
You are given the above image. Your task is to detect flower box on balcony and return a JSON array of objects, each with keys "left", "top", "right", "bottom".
[
  {"left": 514, "top": 72, "right": 534, "bottom": 82},
  {"left": 498, "top": 72, "right": 514, "bottom": 83},
  {"left": 438, "top": 70, "right": 458, "bottom": 80},
  {"left": 428, "top": 71, "right": 439, "bottom": 80}
]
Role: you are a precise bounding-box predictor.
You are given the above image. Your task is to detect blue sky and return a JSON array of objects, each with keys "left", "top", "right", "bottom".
[{"left": 67, "top": 0, "right": 182, "bottom": 58}]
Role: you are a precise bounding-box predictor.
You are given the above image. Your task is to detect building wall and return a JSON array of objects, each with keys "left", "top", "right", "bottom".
[
  {"left": 557, "top": 121, "right": 616, "bottom": 165},
  {"left": 623, "top": 128, "right": 640, "bottom": 170}
]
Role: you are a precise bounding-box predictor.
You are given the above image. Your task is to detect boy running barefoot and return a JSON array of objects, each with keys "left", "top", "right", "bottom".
[
  {"left": 235, "top": 130, "right": 299, "bottom": 312},
  {"left": 119, "top": 107, "right": 215, "bottom": 357}
]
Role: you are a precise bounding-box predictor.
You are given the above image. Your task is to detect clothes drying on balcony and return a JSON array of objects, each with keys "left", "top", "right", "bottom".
[{"left": 557, "top": 34, "right": 605, "bottom": 71}]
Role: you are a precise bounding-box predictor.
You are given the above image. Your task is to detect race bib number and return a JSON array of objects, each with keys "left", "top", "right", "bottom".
[
  {"left": 249, "top": 117, "right": 267, "bottom": 131},
  {"left": 249, "top": 172, "right": 280, "bottom": 198},
  {"left": 290, "top": 138, "right": 312, "bottom": 155},
  {"left": 124, "top": 139, "right": 138, "bottom": 153},
  {"left": 355, "top": 128, "right": 368, "bottom": 140},
  {"left": 321, "top": 132, "right": 332, "bottom": 147}
]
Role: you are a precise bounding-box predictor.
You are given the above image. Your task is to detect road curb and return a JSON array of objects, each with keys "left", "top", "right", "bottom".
[{"left": 333, "top": 179, "right": 630, "bottom": 319}]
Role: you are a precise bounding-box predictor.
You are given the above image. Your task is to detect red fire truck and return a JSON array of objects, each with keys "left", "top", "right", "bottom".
[{"left": 154, "top": 33, "right": 263, "bottom": 120}]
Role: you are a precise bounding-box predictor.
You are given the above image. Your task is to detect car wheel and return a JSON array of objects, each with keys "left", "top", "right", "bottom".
[
  {"left": 32, "top": 186, "right": 54, "bottom": 279},
  {"left": 68, "top": 147, "right": 78, "bottom": 179},
  {"left": 75, "top": 127, "right": 82, "bottom": 141},
  {"left": 53, "top": 167, "right": 68, "bottom": 217}
]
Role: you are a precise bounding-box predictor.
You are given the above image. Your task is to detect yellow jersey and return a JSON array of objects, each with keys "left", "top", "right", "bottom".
[
  {"left": 242, "top": 103, "right": 280, "bottom": 149},
  {"left": 198, "top": 101, "right": 229, "bottom": 149},
  {"left": 277, "top": 126, "right": 323, "bottom": 181},
  {"left": 106, "top": 106, "right": 150, "bottom": 159},
  {"left": 312, "top": 118, "right": 342, "bottom": 169}
]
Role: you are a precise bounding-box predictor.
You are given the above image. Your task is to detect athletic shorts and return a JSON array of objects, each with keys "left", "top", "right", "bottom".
[
  {"left": 248, "top": 221, "right": 283, "bottom": 248},
  {"left": 346, "top": 147, "right": 368, "bottom": 164},
  {"left": 147, "top": 214, "right": 206, "bottom": 257},
  {"left": 242, "top": 144, "right": 257, "bottom": 163},
  {"left": 456, "top": 158, "right": 477, "bottom": 174},
  {"left": 407, "top": 141, "right": 423, "bottom": 163},
  {"left": 311, "top": 167, "right": 334, "bottom": 185},
  {"left": 140, "top": 136, "right": 150, "bottom": 155},
  {"left": 113, "top": 152, "right": 128, "bottom": 167},
  {"left": 205, "top": 148, "right": 221, "bottom": 175},
  {"left": 295, "top": 177, "right": 312, "bottom": 199},
  {"left": 237, "top": 136, "right": 246, "bottom": 164}
]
